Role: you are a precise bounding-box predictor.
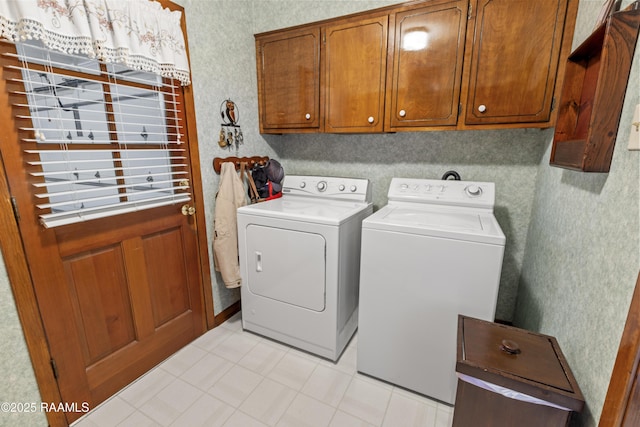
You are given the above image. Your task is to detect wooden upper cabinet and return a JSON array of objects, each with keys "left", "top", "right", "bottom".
[
  {"left": 254, "top": 0, "right": 577, "bottom": 134},
  {"left": 463, "top": 0, "right": 572, "bottom": 126},
  {"left": 256, "top": 26, "right": 321, "bottom": 133},
  {"left": 324, "top": 15, "right": 388, "bottom": 133},
  {"left": 386, "top": 0, "right": 468, "bottom": 130}
]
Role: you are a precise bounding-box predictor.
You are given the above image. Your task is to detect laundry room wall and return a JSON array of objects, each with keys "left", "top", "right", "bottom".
[
  {"left": 514, "top": 1, "right": 640, "bottom": 426},
  {"left": 179, "top": 0, "right": 549, "bottom": 323},
  {"left": 0, "top": 258, "right": 46, "bottom": 427}
]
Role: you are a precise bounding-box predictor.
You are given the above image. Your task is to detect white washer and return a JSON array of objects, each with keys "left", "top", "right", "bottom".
[
  {"left": 237, "top": 175, "right": 372, "bottom": 361},
  {"left": 357, "top": 177, "right": 505, "bottom": 404}
]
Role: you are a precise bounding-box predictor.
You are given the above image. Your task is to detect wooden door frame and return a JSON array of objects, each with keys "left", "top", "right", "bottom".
[
  {"left": 600, "top": 271, "right": 640, "bottom": 426},
  {"left": 0, "top": 1, "right": 215, "bottom": 426}
]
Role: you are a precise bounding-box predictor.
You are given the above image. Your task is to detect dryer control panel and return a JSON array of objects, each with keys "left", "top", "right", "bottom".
[
  {"left": 387, "top": 178, "right": 496, "bottom": 210},
  {"left": 283, "top": 175, "right": 371, "bottom": 203}
]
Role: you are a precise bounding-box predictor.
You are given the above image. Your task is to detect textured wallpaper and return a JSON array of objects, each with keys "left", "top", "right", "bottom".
[{"left": 515, "top": 1, "right": 640, "bottom": 426}]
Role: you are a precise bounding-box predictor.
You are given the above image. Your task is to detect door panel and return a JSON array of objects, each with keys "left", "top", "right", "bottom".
[
  {"left": 246, "top": 224, "right": 326, "bottom": 311},
  {"left": 63, "top": 245, "right": 135, "bottom": 364},
  {"left": 325, "top": 15, "right": 388, "bottom": 132},
  {"left": 388, "top": 1, "right": 467, "bottom": 128},
  {"left": 257, "top": 26, "right": 321, "bottom": 131},
  {"left": 144, "top": 227, "right": 192, "bottom": 326},
  {"left": 464, "top": 0, "right": 567, "bottom": 124}
]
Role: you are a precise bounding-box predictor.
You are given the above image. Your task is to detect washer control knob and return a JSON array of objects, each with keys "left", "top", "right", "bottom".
[
  {"left": 350, "top": 185, "right": 357, "bottom": 192},
  {"left": 466, "top": 184, "right": 482, "bottom": 196},
  {"left": 400, "top": 183, "right": 408, "bottom": 190},
  {"left": 339, "top": 184, "right": 345, "bottom": 191},
  {"left": 299, "top": 181, "right": 306, "bottom": 188},
  {"left": 317, "top": 181, "right": 327, "bottom": 192}
]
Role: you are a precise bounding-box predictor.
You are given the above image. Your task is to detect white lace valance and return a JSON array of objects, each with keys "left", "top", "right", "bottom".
[{"left": 0, "top": 0, "right": 191, "bottom": 85}]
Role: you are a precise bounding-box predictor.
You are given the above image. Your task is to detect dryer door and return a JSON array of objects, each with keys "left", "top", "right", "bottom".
[{"left": 245, "top": 224, "right": 326, "bottom": 311}]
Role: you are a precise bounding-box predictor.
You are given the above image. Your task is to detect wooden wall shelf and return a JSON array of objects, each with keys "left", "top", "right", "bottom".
[{"left": 550, "top": 1, "right": 640, "bottom": 172}]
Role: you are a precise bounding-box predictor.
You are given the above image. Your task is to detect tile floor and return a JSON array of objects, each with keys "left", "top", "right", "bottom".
[{"left": 72, "top": 312, "right": 454, "bottom": 427}]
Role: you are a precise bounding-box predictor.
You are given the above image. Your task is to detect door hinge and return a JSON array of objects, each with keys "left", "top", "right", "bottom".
[
  {"left": 468, "top": 3, "right": 473, "bottom": 19},
  {"left": 459, "top": 103, "right": 463, "bottom": 115},
  {"left": 551, "top": 97, "right": 557, "bottom": 112},
  {"left": 50, "top": 358, "right": 58, "bottom": 379},
  {"left": 10, "top": 196, "right": 19, "bottom": 221}
]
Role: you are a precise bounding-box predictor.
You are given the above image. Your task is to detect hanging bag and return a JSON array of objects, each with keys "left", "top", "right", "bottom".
[{"left": 245, "top": 159, "right": 285, "bottom": 203}]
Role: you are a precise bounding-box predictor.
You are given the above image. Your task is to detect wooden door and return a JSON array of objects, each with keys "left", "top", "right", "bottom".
[
  {"left": 600, "top": 272, "right": 640, "bottom": 426},
  {"left": 386, "top": 0, "right": 468, "bottom": 130},
  {"left": 0, "top": 39, "right": 206, "bottom": 426},
  {"left": 324, "top": 15, "right": 388, "bottom": 133},
  {"left": 463, "top": 0, "right": 570, "bottom": 125},
  {"left": 256, "top": 26, "right": 321, "bottom": 133}
]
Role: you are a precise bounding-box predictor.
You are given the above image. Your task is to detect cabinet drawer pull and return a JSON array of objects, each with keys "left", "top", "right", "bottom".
[
  {"left": 367, "top": 116, "right": 375, "bottom": 124},
  {"left": 399, "top": 109, "right": 406, "bottom": 117},
  {"left": 477, "top": 104, "right": 487, "bottom": 113}
]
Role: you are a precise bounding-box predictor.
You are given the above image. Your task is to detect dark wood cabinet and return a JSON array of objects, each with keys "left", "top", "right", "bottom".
[
  {"left": 385, "top": 0, "right": 467, "bottom": 130},
  {"left": 255, "top": 26, "right": 321, "bottom": 133},
  {"left": 324, "top": 15, "right": 388, "bottom": 133},
  {"left": 462, "top": 0, "right": 574, "bottom": 126}
]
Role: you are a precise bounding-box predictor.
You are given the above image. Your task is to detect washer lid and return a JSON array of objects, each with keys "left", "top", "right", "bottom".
[
  {"left": 237, "top": 196, "right": 372, "bottom": 225},
  {"left": 362, "top": 204, "right": 505, "bottom": 245}
]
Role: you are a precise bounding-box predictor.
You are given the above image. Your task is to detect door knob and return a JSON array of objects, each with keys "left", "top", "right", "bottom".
[{"left": 181, "top": 204, "right": 196, "bottom": 216}]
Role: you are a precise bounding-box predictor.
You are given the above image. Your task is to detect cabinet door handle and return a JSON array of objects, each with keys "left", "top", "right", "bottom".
[
  {"left": 305, "top": 113, "right": 311, "bottom": 120},
  {"left": 367, "top": 116, "right": 375, "bottom": 124},
  {"left": 477, "top": 104, "right": 487, "bottom": 113},
  {"left": 399, "top": 109, "right": 406, "bottom": 118}
]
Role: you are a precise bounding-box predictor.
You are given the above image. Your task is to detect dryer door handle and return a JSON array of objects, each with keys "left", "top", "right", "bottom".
[{"left": 255, "top": 251, "right": 263, "bottom": 272}]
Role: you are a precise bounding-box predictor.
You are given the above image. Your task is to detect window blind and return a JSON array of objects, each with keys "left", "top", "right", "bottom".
[{"left": 6, "top": 41, "right": 191, "bottom": 228}]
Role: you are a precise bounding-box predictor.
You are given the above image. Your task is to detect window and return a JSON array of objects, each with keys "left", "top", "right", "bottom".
[{"left": 7, "top": 40, "right": 191, "bottom": 228}]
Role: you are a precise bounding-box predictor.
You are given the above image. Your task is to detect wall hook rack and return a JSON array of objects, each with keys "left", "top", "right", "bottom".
[{"left": 213, "top": 156, "right": 269, "bottom": 174}]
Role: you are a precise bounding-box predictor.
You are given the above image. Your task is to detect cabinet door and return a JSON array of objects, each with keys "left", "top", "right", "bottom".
[
  {"left": 387, "top": 0, "right": 468, "bottom": 130},
  {"left": 463, "top": 0, "right": 569, "bottom": 125},
  {"left": 256, "top": 27, "right": 320, "bottom": 133},
  {"left": 324, "top": 15, "right": 388, "bottom": 133}
]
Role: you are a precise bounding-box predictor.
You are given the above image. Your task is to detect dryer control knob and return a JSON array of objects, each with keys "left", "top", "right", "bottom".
[
  {"left": 466, "top": 184, "right": 482, "bottom": 196},
  {"left": 317, "top": 181, "right": 327, "bottom": 192},
  {"left": 339, "top": 184, "right": 345, "bottom": 191},
  {"left": 300, "top": 182, "right": 306, "bottom": 188},
  {"left": 350, "top": 185, "right": 357, "bottom": 192}
]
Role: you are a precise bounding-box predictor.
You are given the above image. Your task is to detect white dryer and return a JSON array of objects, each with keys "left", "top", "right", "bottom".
[
  {"left": 357, "top": 178, "right": 505, "bottom": 404},
  {"left": 237, "top": 175, "right": 372, "bottom": 361}
]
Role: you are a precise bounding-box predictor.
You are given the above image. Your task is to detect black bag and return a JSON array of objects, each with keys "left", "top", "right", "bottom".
[{"left": 249, "top": 159, "right": 284, "bottom": 201}]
